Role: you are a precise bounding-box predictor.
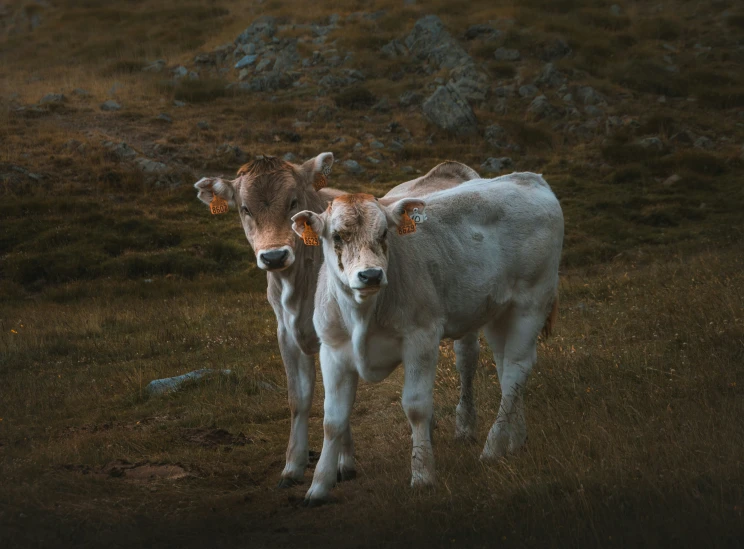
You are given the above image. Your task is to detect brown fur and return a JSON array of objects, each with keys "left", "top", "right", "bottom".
[
  {"left": 334, "top": 193, "right": 376, "bottom": 205},
  {"left": 542, "top": 296, "right": 559, "bottom": 339}
]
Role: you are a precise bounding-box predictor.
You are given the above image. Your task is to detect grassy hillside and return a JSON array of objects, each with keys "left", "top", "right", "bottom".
[{"left": 1, "top": 1, "right": 743, "bottom": 547}]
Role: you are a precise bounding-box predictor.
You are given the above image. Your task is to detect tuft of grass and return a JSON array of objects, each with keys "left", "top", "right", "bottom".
[
  {"left": 166, "top": 78, "right": 233, "bottom": 103},
  {"left": 334, "top": 86, "right": 377, "bottom": 109}
]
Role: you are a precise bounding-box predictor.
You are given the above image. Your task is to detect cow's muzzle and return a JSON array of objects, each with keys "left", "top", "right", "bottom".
[
  {"left": 357, "top": 268, "right": 384, "bottom": 287},
  {"left": 257, "top": 246, "right": 294, "bottom": 271}
]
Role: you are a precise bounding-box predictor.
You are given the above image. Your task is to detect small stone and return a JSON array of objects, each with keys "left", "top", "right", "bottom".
[
  {"left": 584, "top": 105, "right": 604, "bottom": 118},
  {"left": 493, "top": 47, "right": 520, "bottom": 61},
  {"left": 480, "top": 157, "right": 513, "bottom": 173},
  {"left": 136, "top": 158, "right": 168, "bottom": 173},
  {"left": 367, "top": 156, "right": 381, "bottom": 165},
  {"left": 72, "top": 88, "right": 90, "bottom": 98},
  {"left": 610, "top": 4, "right": 622, "bottom": 16},
  {"left": 636, "top": 136, "right": 664, "bottom": 151},
  {"left": 235, "top": 54, "right": 258, "bottom": 69},
  {"left": 399, "top": 91, "right": 423, "bottom": 107},
  {"left": 518, "top": 84, "right": 539, "bottom": 98},
  {"left": 693, "top": 136, "right": 714, "bottom": 150},
  {"left": 143, "top": 60, "right": 166, "bottom": 73},
  {"left": 100, "top": 100, "right": 121, "bottom": 111},
  {"left": 197, "top": 120, "right": 210, "bottom": 130},
  {"left": 534, "top": 63, "right": 566, "bottom": 88},
  {"left": 401, "top": 166, "right": 415, "bottom": 174},
  {"left": 238, "top": 68, "right": 251, "bottom": 81},
  {"left": 188, "top": 71, "right": 199, "bottom": 81},
  {"left": 526, "top": 95, "right": 560, "bottom": 120},
  {"left": 662, "top": 174, "right": 681, "bottom": 187},
  {"left": 342, "top": 159, "right": 365, "bottom": 174},
  {"left": 172, "top": 66, "right": 188, "bottom": 79},
  {"left": 370, "top": 140, "right": 385, "bottom": 149},
  {"left": 354, "top": 142, "right": 363, "bottom": 150},
  {"left": 40, "top": 93, "right": 65, "bottom": 104},
  {"left": 282, "top": 152, "right": 298, "bottom": 162},
  {"left": 173, "top": 100, "right": 186, "bottom": 107},
  {"left": 255, "top": 58, "right": 273, "bottom": 72},
  {"left": 156, "top": 113, "right": 172, "bottom": 123}
]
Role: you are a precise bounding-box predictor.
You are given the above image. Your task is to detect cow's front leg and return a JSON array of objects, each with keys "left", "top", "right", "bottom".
[
  {"left": 305, "top": 345, "right": 358, "bottom": 505},
  {"left": 402, "top": 332, "right": 439, "bottom": 488},
  {"left": 277, "top": 325, "right": 316, "bottom": 488}
]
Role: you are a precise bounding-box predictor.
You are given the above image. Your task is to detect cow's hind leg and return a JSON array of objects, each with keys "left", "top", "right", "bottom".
[
  {"left": 278, "top": 329, "right": 315, "bottom": 488},
  {"left": 454, "top": 332, "right": 479, "bottom": 442},
  {"left": 337, "top": 425, "right": 356, "bottom": 482},
  {"left": 480, "top": 311, "right": 540, "bottom": 461}
]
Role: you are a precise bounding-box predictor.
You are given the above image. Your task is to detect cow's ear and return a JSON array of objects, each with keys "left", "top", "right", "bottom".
[
  {"left": 194, "top": 177, "right": 237, "bottom": 208},
  {"left": 299, "top": 152, "right": 334, "bottom": 191},
  {"left": 385, "top": 198, "right": 427, "bottom": 235},
  {"left": 291, "top": 210, "right": 325, "bottom": 245}
]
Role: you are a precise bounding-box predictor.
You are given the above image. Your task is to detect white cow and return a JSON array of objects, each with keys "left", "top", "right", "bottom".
[
  {"left": 292, "top": 172, "right": 563, "bottom": 504},
  {"left": 194, "top": 155, "right": 483, "bottom": 487}
]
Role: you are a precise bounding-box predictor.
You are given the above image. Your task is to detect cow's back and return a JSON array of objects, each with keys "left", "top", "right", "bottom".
[{"left": 378, "top": 172, "right": 563, "bottom": 338}]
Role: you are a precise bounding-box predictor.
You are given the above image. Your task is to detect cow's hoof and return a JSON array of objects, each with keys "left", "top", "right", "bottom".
[
  {"left": 302, "top": 497, "right": 329, "bottom": 508},
  {"left": 337, "top": 468, "right": 357, "bottom": 482},
  {"left": 277, "top": 477, "right": 302, "bottom": 489}
]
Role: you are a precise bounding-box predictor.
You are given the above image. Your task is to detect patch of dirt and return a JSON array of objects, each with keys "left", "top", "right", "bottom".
[
  {"left": 181, "top": 427, "right": 252, "bottom": 448},
  {"left": 62, "top": 460, "right": 190, "bottom": 482}
]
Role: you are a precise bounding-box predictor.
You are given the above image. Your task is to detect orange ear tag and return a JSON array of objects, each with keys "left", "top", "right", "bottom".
[
  {"left": 398, "top": 211, "right": 417, "bottom": 235},
  {"left": 302, "top": 223, "right": 320, "bottom": 246},
  {"left": 210, "top": 195, "right": 229, "bottom": 215},
  {"left": 313, "top": 173, "right": 327, "bottom": 192}
]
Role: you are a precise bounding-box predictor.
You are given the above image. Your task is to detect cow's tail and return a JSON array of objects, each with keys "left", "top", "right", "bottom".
[{"left": 541, "top": 294, "right": 559, "bottom": 339}]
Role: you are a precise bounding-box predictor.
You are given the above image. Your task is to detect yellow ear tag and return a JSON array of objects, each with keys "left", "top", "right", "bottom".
[
  {"left": 313, "top": 173, "right": 327, "bottom": 192},
  {"left": 302, "top": 222, "right": 320, "bottom": 246},
  {"left": 397, "top": 211, "right": 416, "bottom": 235},
  {"left": 210, "top": 195, "right": 229, "bottom": 215}
]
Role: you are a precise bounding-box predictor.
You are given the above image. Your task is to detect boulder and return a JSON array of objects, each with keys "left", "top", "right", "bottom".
[
  {"left": 693, "top": 136, "right": 714, "bottom": 150},
  {"left": 526, "top": 95, "right": 560, "bottom": 121},
  {"left": 404, "top": 15, "right": 471, "bottom": 70},
  {"left": 518, "top": 84, "right": 539, "bottom": 98},
  {"left": 236, "top": 16, "right": 276, "bottom": 44},
  {"left": 635, "top": 136, "right": 665, "bottom": 151},
  {"left": 381, "top": 39, "right": 408, "bottom": 58},
  {"left": 100, "top": 100, "right": 122, "bottom": 111},
  {"left": 40, "top": 93, "right": 65, "bottom": 105},
  {"left": 480, "top": 157, "right": 513, "bottom": 173},
  {"left": 541, "top": 38, "right": 571, "bottom": 61},
  {"left": 422, "top": 84, "right": 478, "bottom": 135},
  {"left": 577, "top": 86, "right": 606, "bottom": 105},
  {"left": 399, "top": 90, "right": 424, "bottom": 107},
  {"left": 534, "top": 63, "right": 566, "bottom": 88},
  {"left": 235, "top": 54, "right": 258, "bottom": 69}
]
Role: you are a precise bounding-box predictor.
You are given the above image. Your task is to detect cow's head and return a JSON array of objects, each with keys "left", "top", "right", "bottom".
[
  {"left": 291, "top": 193, "right": 425, "bottom": 303},
  {"left": 194, "top": 153, "right": 333, "bottom": 271}
]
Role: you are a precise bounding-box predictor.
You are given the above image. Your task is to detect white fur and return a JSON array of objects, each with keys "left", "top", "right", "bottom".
[{"left": 304, "top": 172, "right": 564, "bottom": 503}]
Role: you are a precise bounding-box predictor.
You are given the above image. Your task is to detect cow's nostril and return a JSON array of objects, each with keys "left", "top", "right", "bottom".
[
  {"left": 358, "top": 269, "right": 383, "bottom": 286},
  {"left": 261, "top": 249, "right": 289, "bottom": 268}
]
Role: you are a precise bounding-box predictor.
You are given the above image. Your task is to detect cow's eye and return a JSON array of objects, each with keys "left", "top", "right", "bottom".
[
  {"left": 289, "top": 199, "right": 298, "bottom": 211},
  {"left": 332, "top": 232, "right": 342, "bottom": 244},
  {"left": 241, "top": 205, "right": 252, "bottom": 217}
]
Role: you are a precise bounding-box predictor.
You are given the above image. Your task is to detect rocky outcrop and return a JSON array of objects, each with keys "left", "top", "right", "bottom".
[{"left": 422, "top": 84, "right": 478, "bottom": 135}]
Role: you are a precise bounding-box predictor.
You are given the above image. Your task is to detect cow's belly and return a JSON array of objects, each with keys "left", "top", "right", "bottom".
[{"left": 354, "top": 332, "right": 402, "bottom": 383}]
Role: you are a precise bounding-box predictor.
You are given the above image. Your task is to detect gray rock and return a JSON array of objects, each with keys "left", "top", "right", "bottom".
[
  {"left": 172, "top": 66, "right": 188, "bottom": 79},
  {"left": 72, "top": 88, "right": 90, "bottom": 98},
  {"left": 273, "top": 45, "right": 300, "bottom": 72},
  {"left": 188, "top": 71, "right": 199, "bottom": 81},
  {"left": 577, "top": 86, "right": 605, "bottom": 105},
  {"left": 136, "top": 158, "right": 169, "bottom": 174},
  {"left": 373, "top": 98, "right": 391, "bottom": 112},
  {"left": 367, "top": 156, "right": 381, "bottom": 165},
  {"left": 342, "top": 159, "right": 365, "bottom": 174},
  {"left": 255, "top": 58, "right": 273, "bottom": 72},
  {"left": 399, "top": 91, "right": 424, "bottom": 107},
  {"left": 526, "top": 95, "right": 560, "bottom": 120},
  {"left": 663, "top": 174, "right": 681, "bottom": 187},
  {"left": 693, "top": 136, "right": 714, "bottom": 150},
  {"left": 534, "top": 63, "right": 566, "bottom": 88},
  {"left": 236, "top": 16, "right": 276, "bottom": 44},
  {"left": 235, "top": 54, "right": 258, "bottom": 69},
  {"left": 173, "top": 100, "right": 186, "bottom": 107},
  {"left": 282, "top": 152, "right": 298, "bottom": 162},
  {"left": 405, "top": 15, "right": 471, "bottom": 70},
  {"left": 422, "top": 84, "right": 478, "bottom": 135},
  {"left": 610, "top": 4, "right": 622, "bottom": 16},
  {"left": 238, "top": 68, "right": 251, "bottom": 80},
  {"left": 541, "top": 38, "right": 571, "bottom": 61},
  {"left": 105, "top": 141, "right": 137, "bottom": 160},
  {"left": 493, "top": 47, "right": 520, "bottom": 61},
  {"left": 145, "top": 369, "right": 231, "bottom": 396},
  {"left": 636, "top": 136, "right": 664, "bottom": 151},
  {"left": 584, "top": 105, "right": 604, "bottom": 118},
  {"left": 562, "top": 93, "right": 573, "bottom": 102},
  {"left": 100, "top": 100, "right": 122, "bottom": 111},
  {"left": 197, "top": 120, "right": 210, "bottom": 130},
  {"left": 370, "top": 140, "right": 385, "bottom": 149},
  {"left": 484, "top": 124, "right": 508, "bottom": 148},
  {"left": 40, "top": 93, "right": 65, "bottom": 104},
  {"left": 381, "top": 39, "right": 408, "bottom": 58},
  {"left": 401, "top": 165, "right": 415, "bottom": 174},
  {"left": 480, "top": 157, "right": 513, "bottom": 173},
  {"left": 518, "top": 84, "right": 539, "bottom": 98},
  {"left": 142, "top": 60, "right": 166, "bottom": 73},
  {"left": 494, "top": 85, "right": 515, "bottom": 97},
  {"left": 156, "top": 113, "right": 172, "bottom": 123},
  {"left": 449, "top": 64, "right": 490, "bottom": 103}
]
